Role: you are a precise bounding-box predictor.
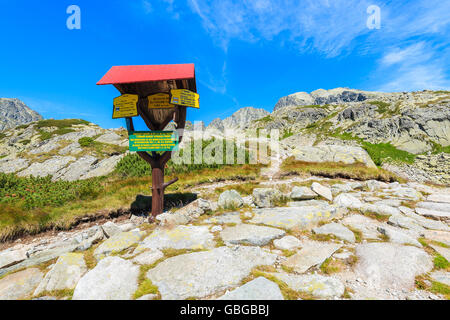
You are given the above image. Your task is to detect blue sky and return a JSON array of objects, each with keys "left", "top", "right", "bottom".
[{"left": 0, "top": 0, "right": 449, "bottom": 129}]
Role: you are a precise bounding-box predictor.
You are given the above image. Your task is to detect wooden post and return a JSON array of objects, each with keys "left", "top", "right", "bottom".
[{"left": 111, "top": 77, "right": 192, "bottom": 218}]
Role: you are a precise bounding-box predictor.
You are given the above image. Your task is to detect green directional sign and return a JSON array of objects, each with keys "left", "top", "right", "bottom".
[{"left": 129, "top": 131, "right": 179, "bottom": 152}]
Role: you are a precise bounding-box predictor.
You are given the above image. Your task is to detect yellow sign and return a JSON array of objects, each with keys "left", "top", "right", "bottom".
[
  {"left": 112, "top": 94, "right": 139, "bottom": 119},
  {"left": 170, "top": 89, "right": 199, "bottom": 108},
  {"left": 129, "top": 131, "right": 178, "bottom": 151},
  {"left": 147, "top": 93, "right": 174, "bottom": 109}
]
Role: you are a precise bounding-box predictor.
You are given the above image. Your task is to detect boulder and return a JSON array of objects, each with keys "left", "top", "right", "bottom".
[
  {"left": 140, "top": 226, "right": 215, "bottom": 250},
  {"left": 355, "top": 243, "right": 433, "bottom": 291},
  {"left": 101, "top": 221, "right": 121, "bottom": 238},
  {"left": 0, "top": 268, "right": 43, "bottom": 300},
  {"left": 146, "top": 246, "right": 277, "bottom": 300},
  {"left": 252, "top": 188, "right": 283, "bottom": 208},
  {"left": 273, "top": 236, "right": 302, "bottom": 250},
  {"left": 34, "top": 252, "right": 87, "bottom": 295},
  {"left": 290, "top": 186, "right": 318, "bottom": 200},
  {"left": 313, "top": 223, "right": 356, "bottom": 243},
  {"left": 292, "top": 145, "right": 376, "bottom": 168},
  {"left": 282, "top": 241, "right": 342, "bottom": 273},
  {"left": 72, "top": 257, "right": 139, "bottom": 300},
  {"left": 270, "top": 273, "right": 345, "bottom": 298},
  {"left": 218, "top": 190, "right": 244, "bottom": 209},
  {"left": 132, "top": 249, "right": 164, "bottom": 265},
  {"left": 333, "top": 193, "right": 362, "bottom": 210},
  {"left": 218, "top": 277, "right": 284, "bottom": 300},
  {"left": 94, "top": 231, "right": 144, "bottom": 261},
  {"left": 377, "top": 225, "right": 422, "bottom": 247},
  {"left": 311, "top": 183, "right": 333, "bottom": 201},
  {"left": 250, "top": 206, "right": 343, "bottom": 230},
  {"left": 220, "top": 224, "right": 285, "bottom": 246},
  {"left": 204, "top": 212, "right": 242, "bottom": 225}
]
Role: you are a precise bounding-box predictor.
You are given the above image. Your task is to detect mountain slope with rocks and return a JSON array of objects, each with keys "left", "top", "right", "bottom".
[
  {"left": 0, "top": 89, "right": 449, "bottom": 301},
  {"left": 0, "top": 119, "right": 128, "bottom": 181},
  {"left": 0, "top": 98, "right": 43, "bottom": 131}
]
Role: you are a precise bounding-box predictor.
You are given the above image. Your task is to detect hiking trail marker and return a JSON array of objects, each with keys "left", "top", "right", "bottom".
[{"left": 97, "top": 63, "right": 198, "bottom": 217}]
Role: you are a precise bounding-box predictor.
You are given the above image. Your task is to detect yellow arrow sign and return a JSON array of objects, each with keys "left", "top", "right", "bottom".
[
  {"left": 112, "top": 94, "right": 139, "bottom": 119},
  {"left": 148, "top": 93, "right": 174, "bottom": 109},
  {"left": 170, "top": 89, "right": 199, "bottom": 108}
]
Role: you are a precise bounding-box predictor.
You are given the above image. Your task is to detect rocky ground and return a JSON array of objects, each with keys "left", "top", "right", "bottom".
[
  {"left": 0, "top": 88, "right": 449, "bottom": 300},
  {"left": 0, "top": 119, "right": 129, "bottom": 181},
  {"left": 0, "top": 167, "right": 449, "bottom": 300}
]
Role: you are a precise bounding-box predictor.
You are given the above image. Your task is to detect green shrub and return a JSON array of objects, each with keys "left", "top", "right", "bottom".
[
  {"left": 38, "top": 130, "right": 52, "bottom": 141},
  {"left": 0, "top": 173, "right": 103, "bottom": 210},
  {"left": 115, "top": 138, "right": 250, "bottom": 178},
  {"left": 19, "top": 139, "right": 31, "bottom": 145},
  {"left": 78, "top": 137, "right": 95, "bottom": 147},
  {"left": 368, "top": 101, "right": 391, "bottom": 114},
  {"left": 256, "top": 115, "right": 273, "bottom": 123},
  {"left": 35, "top": 119, "right": 90, "bottom": 129},
  {"left": 362, "top": 142, "right": 416, "bottom": 165}
]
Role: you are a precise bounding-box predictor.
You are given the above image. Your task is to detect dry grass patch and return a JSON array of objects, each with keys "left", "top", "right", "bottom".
[
  {"left": 281, "top": 158, "right": 402, "bottom": 183},
  {"left": 133, "top": 264, "right": 161, "bottom": 300},
  {"left": 241, "top": 268, "right": 316, "bottom": 300},
  {"left": 320, "top": 257, "right": 345, "bottom": 274}
]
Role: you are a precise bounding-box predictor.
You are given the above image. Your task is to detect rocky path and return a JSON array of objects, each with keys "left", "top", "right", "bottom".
[{"left": 0, "top": 176, "right": 449, "bottom": 300}]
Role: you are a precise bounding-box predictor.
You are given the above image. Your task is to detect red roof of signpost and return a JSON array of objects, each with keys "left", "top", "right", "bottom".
[{"left": 97, "top": 63, "right": 195, "bottom": 85}]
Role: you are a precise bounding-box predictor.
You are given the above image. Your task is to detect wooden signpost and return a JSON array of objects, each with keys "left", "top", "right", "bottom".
[{"left": 97, "top": 64, "right": 198, "bottom": 217}]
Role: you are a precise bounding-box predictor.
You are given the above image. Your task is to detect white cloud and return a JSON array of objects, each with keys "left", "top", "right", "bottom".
[
  {"left": 375, "top": 42, "right": 450, "bottom": 92},
  {"left": 142, "top": 0, "right": 153, "bottom": 14},
  {"left": 187, "top": 0, "right": 374, "bottom": 57}
]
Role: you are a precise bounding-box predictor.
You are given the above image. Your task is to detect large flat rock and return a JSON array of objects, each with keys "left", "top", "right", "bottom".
[
  {"left": 94, "top": 231, "right": 144, "bottom": 261},
  {"left": 355, "top": 243, "right": 433, "bottom": 291},
  {"left": 341, "top": 214, "right": 381, "bottom": 240},
  {"left": 140, "top": 226, "right": 215, "bottom": 250},
  {"left": 270, "top": 272, "right": 345, "bottom": 298},
  {"left": 427, "top": 193, "right": 450, "bottom": 204},
  {"left": 204, "top": 212, "right": 242, "bottom": 225},
  {"left": 422, "top": 230, "right": 450, "bottom": 246},
  {"left": 415, "top": 207, "right": 450, "bottom": 221},
  {"left": 218, "top": 277, "right": 284, "bottom": 300},
  {"left": 399, "top": 206, "right": 449, "bottom": 231},
  {"left": 429, "top": 244, "right": 450, "bottom": 261},
  {"left": 220, "top": 224, "right": 285, "bottom": 246},
  {"left": 282, "top": 241, "right": 342, "bottom": 273},
  {"left": 313, "top": 223, "right": 355, "bottom": 243},
  {"left": 249, "top": 206, "right": 343, "bottom": 230},
  {"left": 34, "top": 252, "right": 87, "bottom": 295},
  {"left": 0, "top": 268, "right": 43, "bottom": 300},
  {"left": 72, "top": 256, "right": 139, "bottom": 300},
  {"left": 146, "top": 246, "right": 277, "bottom": 300},
  {"left": 292, "top": 145, "right": 376, "bottom": 168}
]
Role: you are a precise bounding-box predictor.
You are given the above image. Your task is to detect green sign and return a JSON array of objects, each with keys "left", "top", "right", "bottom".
[{"left": 129, "top": 131, "right": 179, "bottom": 152}]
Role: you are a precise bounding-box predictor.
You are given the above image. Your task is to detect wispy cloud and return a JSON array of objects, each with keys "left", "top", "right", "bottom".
[
  {"left": 187, "top": 0, "right": 374, "bottom": 57},
  {"left": 375, "top": 41, "right": 450, "bottom": 91},
  {"left": 186, "top": 0, "right": 450, "bottom": 57},
  {"left": 184, "top": 0, "right": 450, "bottom": 91}
]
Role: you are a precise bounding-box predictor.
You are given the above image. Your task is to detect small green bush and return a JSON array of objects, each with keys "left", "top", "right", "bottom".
[
  {"left": 115, "top": 138, "right": 250, "bottom": 178},
  {"left": 35, "top": 119, "right": 89, "bottom": 129},
  {"left": 0, "top": 173, "right": 103, "bottom": 210},
  {"left": 368, "top": 101, "right": 391, "bottom": 114},
  {"left": 78, "top": 137, "right": 94, "bottom": 147},
  {"left": 362, "top": 142, "right": 416, "bottom": 165}
]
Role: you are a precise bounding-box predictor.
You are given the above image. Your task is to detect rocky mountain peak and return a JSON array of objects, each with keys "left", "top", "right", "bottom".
[
  {"left": 273, "top": 88, "right": 383, "bottom": 111},
  {"left": 207, "top": 106, "right": 269, "bottom": 131},
  {"left": 0, "top": 98, "right": 43, "bottom": 131}
]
